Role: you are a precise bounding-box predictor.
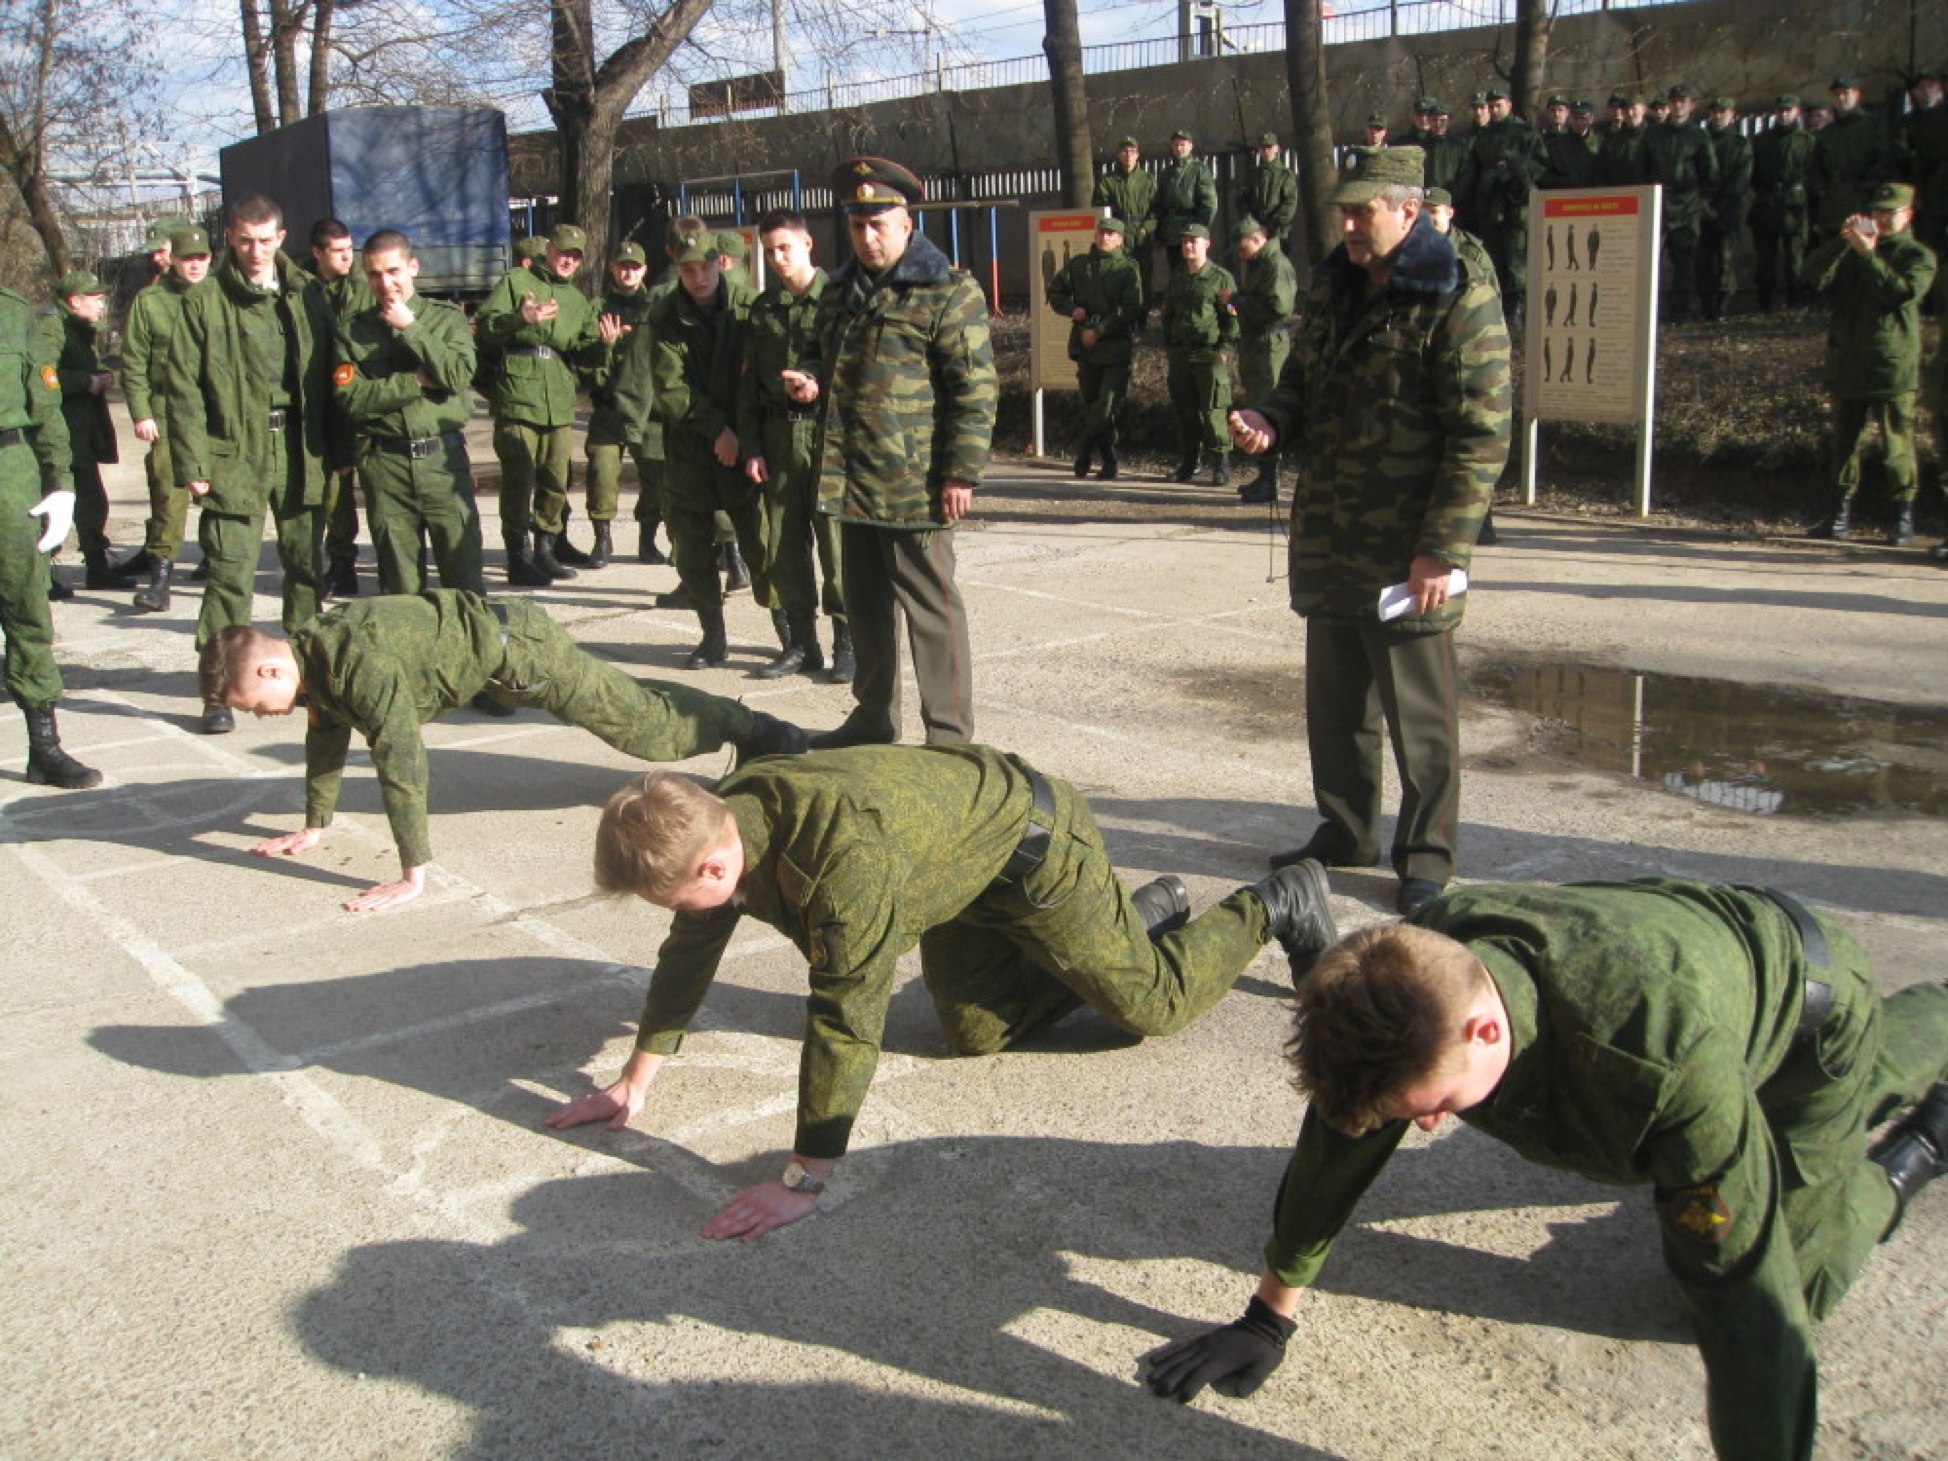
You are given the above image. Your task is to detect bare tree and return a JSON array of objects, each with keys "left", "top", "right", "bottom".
[
  {"left": 1040, "top": 0, "right": 1093, "bottom": 209},
  {"left": 1282, "top": 0, "right": 1335, "bottom": 263},
  {"left": 237, "top": 0, "right": 340, "bottom": 132},
  {"left": 1510, "top": 0, "right": 1554, "bottom": 122}
]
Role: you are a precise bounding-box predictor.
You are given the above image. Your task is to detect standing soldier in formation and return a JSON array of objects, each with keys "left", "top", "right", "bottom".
[
  {"left": 1647, "top": 84, "right": 1722, "bottom": 323},
  {"left": 1094, "top": 137, "right": 1158, "bottom": 313},
  {"left": 1808, "top": 77, "right": 1895, "bottom": 243},
  {"left": 1424, "top": 187, "right": 1498, "bottom": 292},
  {"left": 1752, "top": 95, "right": 1816, "bottom": 311},
  {"left": 1599, "top": 92, "right": 1653, "bottom": 186},
  {"left": 2, "top": 280, "right": 100, "bottom": 787},
  {"left": 43, "top": 270, "right": 131, "bottom": 591},
  {"left": 1700, "top": 97, "right": 1754, "bottom": 320},
  {"left": 1897, "top": 68, "right": 1948, "bottom": 260},
  {"left": 122, "top": 224, "right": 212, "bottom": 613},
  {"left": 166, "top": 195, "right": 345, "bottom": 735},
  {"left": 1362, "top": 113, "right": 1390, "bottom": 149},
  {"left": 737, "top": 208, "right": 849, "bottom": 681},
  {"left": 582, "top": 241, "right": 658, "bottom": 569},
  {"left": 1466, "top": 89, "right": 1542, "bottom": 328},
  {"left": 1568, "top": 97, "right": 1599, "bottom": 147},
  {"left": 1404, "top": 98, "right": 1473, "bottom": 205},
  {"left": 1806, "top": 183, "right": 1937, "bottom": 546},
  {"left": 307, "top": 218, "right": 376, "bottom": 599},
  {"left": 1045, "top": 215, "right": 1144, "bottom": 483},
  {"left": 1234, "top": 132, "right": 1299, "bottom": 256},
  {"left": 1539, "top": 92, "right": 1599, "bottom": 190},
  {"left": 1230, "top": 217, "right": 1296, "bottom": 506},
  {"left": 475, "top": 222, "right": 602, "bottom": 587},
  {"left": 1153, "top": 130, "right": 1219, "bottom": 291},
  {"left": 790, "top": 156, "right": 996, "bottom": 749},
  {"left": 1162, "top": 223, "right": 1238, "bottom": 487}
]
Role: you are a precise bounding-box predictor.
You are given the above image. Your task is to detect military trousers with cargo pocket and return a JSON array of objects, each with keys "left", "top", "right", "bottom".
[
  {"left": 758, "top": 413, "right": 843, "bottom": 623},
  {"left": 1166, "top": 350, "right": 1232, "bottom": 454},
  {"left": 357, "top": 430, "right": 483, "bottom": 596},
  {"left": 492, "top": 419, "right": 572, "bottom": 540},
  {"left": 193, "top": 428, "right": 325, "bottom": 651}
]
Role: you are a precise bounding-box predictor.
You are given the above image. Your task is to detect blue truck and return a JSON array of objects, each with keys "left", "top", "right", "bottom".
[{"left": 218, "top": 105, "right": 512, "bottom": 296}]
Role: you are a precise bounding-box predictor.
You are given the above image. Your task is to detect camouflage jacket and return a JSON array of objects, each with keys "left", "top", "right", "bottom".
[
  {"left": 1266, "top": 878, "right": 1848, "bottom": 1461},
  {"left": 165, "top": 251, "right": 344, "bottom": 511},
  {"left": 1153, "top": 158, "right": 1219, "bottom": 245},
  {"left": 735, "top": 269, "right": 827, "bottom": 455},
  {"left": 640, "top": 273, "right": 756, "bottom": 506},
  {"left": 1093, "top": 165, "right": 1157, "bottom": 248},
  {"left": 1646, "top": 121, "right": 1721, "bottom": 227},
  {"left": 635, "top": 744, "right": 1042, "bottom": 1159},
  {"left": 309, "top": 266, "right": 376, "bottom": 324},
  {"left": 121, "top": 271, "right": 194, "bottom": 426},
  {"left": 1046, "top": 247, "right": 1144, "bottom": 366},
  {"left": 1160, "top": 261, "right": 1238, "bottom": 359},
  {"left": 474, "top": 264, "right": 601, "bottom": 427},
  {"left": 1598, "top": 123, "right": 1652, "bottom": 187},
  {"left": 295, "top": 590, "right": 508, "bottom": 868},
  {"left": 1806, "top": 228, "right": 1937, "bottom": 399},
  {"left": 46, "top": 307, "right": 116, "bottom": 467},
  {"left": 1256, "top": 217, "right": 1510, "bottom": 630},
  {"left": 0, "top": 286, "right": 70, "bottom": 491},
  {"left": 1233, "top": 246, "right": 1298, "bottom": 339},
  {"left": 1751, "top": 123, "right": 1815, "bottom": 226},
  {"left": 811, "top": 232, "right": 997, "bottom": 528},
  {"left": 1808, "top": 110, "right": 1896, "bottom": 236},
  {"left": 333, "top": 296, "right": 477, "bottom": 443},
  {"left": 1234, "top": 159, "right": 1299, "bottom": 243}
]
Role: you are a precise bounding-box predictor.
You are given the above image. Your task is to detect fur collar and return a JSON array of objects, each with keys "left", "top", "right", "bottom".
[
  {"left": 1318, "top": 214, "right": 1460, "bottom": 297},
  {"left": 832, "top": 229, "right": 954, "bottom": 290}
]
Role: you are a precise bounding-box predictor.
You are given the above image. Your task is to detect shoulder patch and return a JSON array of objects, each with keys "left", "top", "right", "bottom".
[
  {"left": 1668, "top": 1184, "right": 1733, "bottom": 1245},
  {"left": 332, "top": 362, "right": 357, "bottom": 387},
  {"left": 40, "top": 364, "right": 59, "bottom": 391}
]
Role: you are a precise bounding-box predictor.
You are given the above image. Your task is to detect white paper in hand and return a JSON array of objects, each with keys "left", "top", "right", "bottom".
[{"left": 1377, "top": 568, "right": 1468, "bottom": 623}]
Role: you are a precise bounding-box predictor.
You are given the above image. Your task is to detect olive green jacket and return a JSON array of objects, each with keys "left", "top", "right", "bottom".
[
  {"left": 1406, "top": 126, "right": 1476, "bottom": 203},
  {"left": 1233, "top": 247, "right": 1298, "bottom": 339},
  {"left": 583, "top": 283, "right": 656, "bottom": 438},
  {"left": 310, "top": 267, "right": 376, "bottom": 323},
  {"left": 122, "top": 272, "right": 194, "bottom": 426},
  {"left": 1467, "top": 117, "right": 1544, "bottom": 225},
  {"left": 474, "top": 264, "right": 601, "bottom": 427},
  {"left": 46, "top": 307, "right": 116, "bottom": 466},
  {"left": 1646, "top": 120, "right": 1722, "bottom": 229},
  {"left": 1751, "top": 123, "right": 1815, "bottom": 229},
  {"left": 631, "top": 273, "right": 756, "bottom": 508},
  {"left": 333, "top": 297, "right": 477, "bottom": 441},
  {"left": 1234, "top": 159, "right": 1299, "bottom": 244},
  {"left": 1806, "top": 228, "right": 1938, "bottom": 399},
  {"left": 0, "top": 287, "right": 70, "bottom": 491},
  {"left": 1092, "top": 165, "right": 1157, "bottom": 248},
  {"left": 1045, "top": 247, "right": 1143, "bottom": 366},
  {"left": 1152, "top": 157, "right": 1219, "bottom": 246},
  {"left": 735, "top": 269, "right": 826, "bottom": 455},
  {"left": 1808, "top": 109, "right": 1896, "bottom": 236},
  {"left": 1598, "top": 123, "right": 1652, "bottom": 187},
  {"left": 1160, "top": 261, "right": 1238, "bottom": 359}
]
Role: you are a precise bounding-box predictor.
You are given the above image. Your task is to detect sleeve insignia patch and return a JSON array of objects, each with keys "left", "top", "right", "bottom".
[
  {"left": 1670, "top": 1185, "right": 1733, "bottom": 1245},
  {"left": 332, "top": 362, "right": 357, "bottom": 387},
  {"left": 40, "top": 364, "right": 59, "bottom": 391}
]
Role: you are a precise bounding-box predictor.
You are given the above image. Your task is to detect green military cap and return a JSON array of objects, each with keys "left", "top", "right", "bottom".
[
  {"left": 1668, "top": 81, "right": 1697, "bottom": 100},
  {"left": 611, "top": 241, "right": 648, "bottom": 265},
  {"left": 832, "top": 155, "right": 923, "bottom": 212},
  {"left": 516, "top": 234, "right": 548, "bottom": 262},
  {"left": 1914, "top": 68, "right": 1943, "bottom": 83},
  {"left": 1485, "top": 87, "right": 1509, "bottom": 102},
  {"left": 1572, "top": 99, "right": 1596, "bottom": 116},
  {"left": 145, "top": 217, "right": 188, "bottom": 250},
  {"left": 1118, "top": 134, "right": 1140, "bottom": 149},
  {"left": 671, "top": 230, "right": 715, "bottom": 265},
  {"left": 1425, "top": 187, "right": 1454, "bottom": 207},
  {"left": 1607, "top": 90, "right": 1633, "bottom": 108},
  {"left": 1546, "top": 93, "right": 1571, "bottom": 107},
  {"left": 172, "top": 226, "right": 212, "bottom": 257},
  {"left": 1711, "top": 96, "right": 1738, "bottom": 111},
  {"left": 1180, "top": 222, "right": 1211, "bottom": 240},
  {"left": 1232, "top": 216, "right": 1267, "bottom": 241},
  {"left": 1413, "top": 95, "right": 1444, "bottom": 113},
  {"left": 1094, "top": 214, "right": 1127, "bottom": 235},
  {"left": 1468, "top": 91, "right": 1489, "bottom": 106},
  {"left": 1774, "top": 93, "right": 1801, "bottom": 108},
  {"left": 548, "top": 223, "right": 588, "bottom": 253},
  {"left": 1330, "top": 145, "right": 1425, "bottom": 205},
  {"left": 1258, "top": 131, "right": 1280, "bottom": 146},
  {"left": 56, "top": 269, "right": 106, "bottom": 297},
  {"left": 1871, "top": 182, "right": 1916, "bottom": 209},
  {"left": 1631, "top": 92, "right": 1654, "bottom": 106},
  {"left": 1365, "top": 111, "right": 1388, "bottom": 128},
  {"left": 716, "top": 230, "right": 748, "bottom": 258},
  {"left": 1830, "top": 75, "right": 1859, "bottom": 91}
]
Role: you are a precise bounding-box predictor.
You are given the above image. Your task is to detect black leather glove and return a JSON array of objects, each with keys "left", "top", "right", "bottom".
[{"left": 1141, "top": 1296, "right": 1296, "bottom": 1403}]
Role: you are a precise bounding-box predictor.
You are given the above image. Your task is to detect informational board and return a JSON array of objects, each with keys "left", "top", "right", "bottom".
[
  {"left": 1028, "top": 210, "right": 1097, "bottom": 393},
  {"left": 1522, "top": 185, "right": 1663, "bottom": 514}
]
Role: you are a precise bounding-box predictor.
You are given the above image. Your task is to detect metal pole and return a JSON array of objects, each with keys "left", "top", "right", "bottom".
[{"left": 988, "top": 205, "right": 1000, "bottom": 307}]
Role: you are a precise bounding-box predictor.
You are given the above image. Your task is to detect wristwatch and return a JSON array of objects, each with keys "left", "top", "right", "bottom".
[{"left": 781, "top": 1159, "right": 826, "bottom": 1196}]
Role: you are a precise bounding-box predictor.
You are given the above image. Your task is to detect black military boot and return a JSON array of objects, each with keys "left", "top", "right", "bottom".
[
  {"left": 47, "top": 564, "right": 73, "bottom": 601},
  {"left": 1890, "top": 501, "right": 1916, "bottom": 546},
  {"left": 589, "top": 521, "right": 614, "bottom": 568},
  {"left": 1130, "top": 875, "right": 1190, "bottom": 938},
  {"left": 1072, "top": 438, "right": 1094, "bottom": 479},
  {"left": 190, "top": 557, "right": 211, "bottom": 581},
  {"left": 505, "top": 533, "right": 550, "bottom": 586},
  {"left": 1477, "top": 510, "right": 1500, "bottom": 546},
  {"left": 770, "top": 607, "right": 791, "bottom": 650},
  {"left": 827, "top": 622, "right": 856, "bottom": 684},
  {"left": 1172, "top": 451, "right": 1200, "bottom": 483},
  {"left": 23, "top": 707, "right": 102, "bottom": 790},
  {"left": 200, "top": 701, "right": 235, "bottom": 735},
  {"left": 1249, "top": 860, "right": 1339, "bottom": 986},
  {"left": 551, "top": 508, "right": 595, "bottom": 568},
  {"left": 323, "top": 550, "right": 358, "bottom": 599},
  {"left": 722, "top": 542, "right": 752, "bottom": 595},
  {"left": 1818, "top": 499, "right": 1853, "bottom": 541},
  {"left": 1098, "top": 444, "right": 1120, "bottom": 481},
  {"left": 132, "top": 560, "right": 175, "bottom": 613},
  {"left": 759, "top": 610, "right": 823, "bottom": 680},
  {"left": 118, "top": 549, "right": 157, "bottom": 577},
  {"left": 653, "top": 582, "right": 693, "bottom": 609},
  {"left": 1238, "top": 457, "right": 1277, "bottom": 505},
  {"left": 637, "top": 518, "right": 668, "bottom": 565},
  {"left": 531, "top": 530, "right": 578, "bottom": 580},
  {"left": 83, "top": 551, "right": 138, "bottom": 591},
  {"left": 735, "top": 711, "right": 811, "bottom": 766},
  {"left": 686, "top": 607, "right": 729, "bottom": 669},
  {"left": 1211, "top": 453, "right": 1231, "bottom": 488},
  {"left": 1871, "top": 1083, "right": 1948, "bottom": 1237}
]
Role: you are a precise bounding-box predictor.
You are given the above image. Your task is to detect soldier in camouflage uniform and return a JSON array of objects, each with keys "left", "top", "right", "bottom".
[
  {"left": 1805, "top": 183, "right": 1938, "bottom": 546},
  {"left": 166, "top": 195, "right": 347, "bottom": 735},
  {"left": 1046, "top": 214, "right": 1144, "bottom": 481},
  {"left": 198, "top": 589, "right": 807, "bottom": 913},
  {"left": 1700, "top": 98, "right": 1754, "bottom": 319},
  {"left": 1153, "top": 130, "right": 1219, "bottom": 291},
  {"left": 1752, "top": 95, "right": 1816, "bottom": 311},
  {"left": 123, "top": 225, "right": 211, "bottom": 613},
  {"left": 549, "top": 745, "right": 1342, "bottom": 1240},
  {"left": 1648, "top": 85, "right": 1723, "bottom": 323},
  {"left": 1465, "top": 89, "right": 1543, "bottom": 327},
  {"left": 736, "top": 209, "right": 848, "bottom": 680},
  {"left": 1404, "top": 98, "right": 1475, "bottom": 210},
  {"left": 1162, "top": 223, "right": 1238, "bottom": 486},
  {"left": 1808, "top": 78, "right": 1896, "bottom": 243},
  {"left": 43, "top": 270, "right": 131, "bottom": 591},
  {"left": 1230, "top": 217, "right": 1297, "bottom": 505},
  {"left": 1142, "top": 879, "right": 1948, "bottom": 1461},
  {"left": 1234, "top": 132, "right": 1299, "bottom": 255},
  {"left": 582, "top": 241, "right": 658, "bottom": 569},
  {"left": 1230, "top": 146, "right": 1510, "bottom": 915},
  {"left": 2, "top": 280, "right": 100, "bottom": 787},
  {"left": 1094, "top": 137, "right": 1159, "bottom": 314},
  {"left": 307, "top": 219, "right": 377, "bottom": 598},
  {"left": 475, "top": 222, "right": 604, "bottom": 586},
  {"left": 791, "top": 156, "right": 997, "bottom": 749}
]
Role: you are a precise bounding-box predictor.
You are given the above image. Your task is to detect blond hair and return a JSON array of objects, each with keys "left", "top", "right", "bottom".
[
  {"left": 197, "top": 625, "right": 281, "bottom": 705},
  {"left": 594, "top": 772, "right": 733, "bottom": 900},
  {"left": 1287, "top": 924, "right": 1487, "bottom": 1136}
]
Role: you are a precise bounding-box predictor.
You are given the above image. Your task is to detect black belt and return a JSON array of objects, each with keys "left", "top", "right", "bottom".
[
  {"left": 507, "top": 346, "right": 557, "bottom": 360},
  {"left": 997, "top": 764, "right": 1057, "bottom": 885},
  {"left": 1747, "top": 886, "right": 1833, "bottom": 1044},
  {"left": 0, "top": 426, "right": 23, "bottom": 448},
  {"left": 370, "top": 430, "right": 463, "bottom": 460},
  {"left": 267, "top": 408, "right": 290, "bottom": 431},
  {"left": 769, "top": 405, "right": 819, "bottom": 421}
]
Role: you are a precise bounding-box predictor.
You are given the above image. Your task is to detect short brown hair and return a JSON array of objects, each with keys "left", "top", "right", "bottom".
[
  {"left": 1287, "top": 924, "right": 1486, "bottom": 1137},
  {"left": 594, "top": 772, "right": 733, "bottom": 900},
  {"left": 230, "top": 194, "right": 283, "bottom": 229},
  {"left": 362, "top": 228, "right": 413, "bottom": 259},
  {"left": 198, "top": 624, "right": 280, "bottom": 705}
]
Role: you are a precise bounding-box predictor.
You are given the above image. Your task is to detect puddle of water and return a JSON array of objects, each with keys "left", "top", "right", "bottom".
[{"left": 1466, "top": 660, "right": 1948, "bottom": 818}]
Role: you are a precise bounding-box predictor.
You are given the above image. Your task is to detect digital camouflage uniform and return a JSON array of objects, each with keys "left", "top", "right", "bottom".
[
  {"left": 1263, "top": 879, "right": 1948, "bottom": 1461},
  {"left": 1153, "top": 155, "right": 1219, "bottom": 283},
  {"left": 634, "top": 744, "right": 1276, "bottom": 1159},
  {"left": 311, "top": 266, "right": 376, "bottom": 573},
  {"left": 812, "top": 231, "right": 997, "bottom": 745},
  {"left": 1254, "top": 217, "right": 1510, "bottom": 885},
  {"left": 1161, "top": 256, "right": 1238, "bottom": 462},
  {"left": 1752, "top": 119, "right": 1816, "bottom": 309},
  {"left": 1234, "top": 153, "right": 1299, "bottom": 252},
  {"left": 474, "top": 262, "right": 601, "bottom": 543},
  {"left": 1700, "top": 118, "right": 1754, "bottom": 316},
  {"left": 122, "top": 268, "right": 195, "bottom": 560},
  {"left": 584, "top": 279, "right": 659, "bottom": 533},
  {"left": 1045, "top": 242, "right": 1144, "bottom": 460},
  {"left": 294, "top": 590, "right": 764, "bottom": 869},
  {"left": 333, "top": 296, "right": 482, "bottom": 594},
  {"left": 1094, "top": 160, "right": 1159, "bottom": 308},
  {"left": 0, "top": 286, "right": 71, "bottom": 710},
  {"left": 736, "top": 268, "right": 843, "bottom": 633},
  {"left": 1808, "top": 109, "right": 1895, "bottom": 239},
  {"left": 1646, "top": 119, "right": 1722, "bottom": 320},
  {"left": 44, "top": 301, "right": 117, "bottom": 562},
  {"left": 165, "top": 250, "right": 344, "bottom": 648},
  {"left": 1233, "top": 244, "right": 1298, "bottom": 407}
]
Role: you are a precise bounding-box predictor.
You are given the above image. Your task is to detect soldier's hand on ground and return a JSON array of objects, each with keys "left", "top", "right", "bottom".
[
  {"left": 701, "top": 1182, "right": 819, "bottom": 1243},
  {"left": 343, "top": 868, "right": 427, "bottom": 913},
  {"left": 939, "top": 481, "right": 974, "bottom": 524},
  {"left": 1140, "top": 1297, "right": 1295, "bottom": 1403},
  {"left": 28, "top": 489, "right": 75, "bottom": 552},
  {"left": 133, "top": 418, "right": 159, "bottom": 444},
  {"left": 1228, "top": 410, "right": 1276, "bottom": 455},
  {"left": 545, "top": 1051, "right": 662, "bottom": 1132},
  {"left": 779, "top": 369, "right": 818, "bottom": 404},
  {"left": 1407, "top": 553, "right": 1457, "bottom": 614},
  {"left": 745, "top": 455, "right": 770, "bottom": 485},
  {"left": 518, "top": 292, "right": 559, "bottom": 325},
  {"left": 713, "top": 427, "right": 740, "bottom": 467}
]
